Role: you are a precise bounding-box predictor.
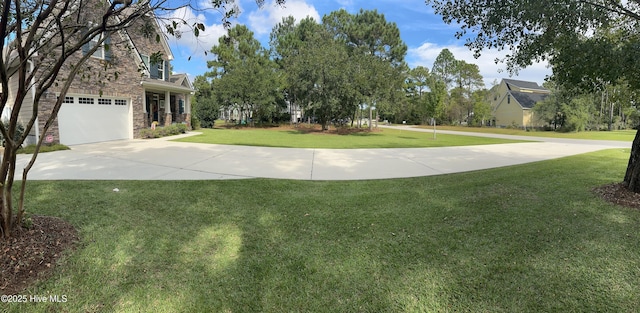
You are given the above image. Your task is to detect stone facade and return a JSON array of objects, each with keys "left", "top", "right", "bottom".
[
  {"left": 30, "top": 6, "right": 192, "bottom": 144},
  {"left": 37, "top": 35, "right": 147, "bottom": 142}
]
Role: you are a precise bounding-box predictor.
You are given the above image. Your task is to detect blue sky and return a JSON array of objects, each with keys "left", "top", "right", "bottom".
[{"left": 162, "top": 0, "right": 551, "bottom": 87}]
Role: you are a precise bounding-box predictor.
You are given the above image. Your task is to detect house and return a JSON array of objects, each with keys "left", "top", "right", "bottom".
[
  {"left": 489, "top": 79, "right": 550, "bottom": 128},
  {"left": 4, "top": 2, "right": 194, "bottom": 146}
]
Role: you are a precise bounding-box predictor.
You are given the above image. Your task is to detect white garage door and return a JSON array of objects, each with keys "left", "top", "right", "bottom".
[{"left": 58, "top": 96, "right": 131, "bottom": 145}]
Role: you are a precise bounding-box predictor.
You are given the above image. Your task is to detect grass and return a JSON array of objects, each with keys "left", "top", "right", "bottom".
[
  {"left": 175, "top": 127, "right": 528, "bottom": 148},
  {"left": 17, "top": 144, "right": 70, "bottom": 154},
  {"left": 424, "top": 125, "right": 636, "bottom": 141},
  {"left": 5, "top": 148, "right": 640, "bottom": 312}
]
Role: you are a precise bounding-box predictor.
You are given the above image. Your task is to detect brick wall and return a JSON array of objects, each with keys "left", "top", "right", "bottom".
[
  {"left": 127, "top": 17, "right": 172, "bottom": 81},
  {"left": 38, "top": 43, "right": 145, "bottom": 141},
  {"left": 36, "top": 13, "right": 173, "bottom": 142}
]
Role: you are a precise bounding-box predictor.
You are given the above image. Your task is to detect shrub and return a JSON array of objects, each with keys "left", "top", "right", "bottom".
[
  {"left": 191, "top": 114, "right": 201, "bottom": 130},
  {"left": 139, "top": 124, "right": 187, "bottom": 139},
  {"left": 0, "top": 120, "right": 25, "bottom": 147},
  {"left": 158, "top": 127, "right": 170, "bottom": 137},
  {"left": 175, "top": 123, "right": 187, "bottom": 134},
  {"left": 139, "top": 128, "right": 159, "bottom": 139},
  {"left": 506, "top": 121, "right": 520, "bottom": 129}
]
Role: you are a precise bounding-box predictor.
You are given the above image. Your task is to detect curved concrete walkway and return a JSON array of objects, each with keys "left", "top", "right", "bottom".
[{"left": 17, "top": 126, "right": 630, "bottom": 181}]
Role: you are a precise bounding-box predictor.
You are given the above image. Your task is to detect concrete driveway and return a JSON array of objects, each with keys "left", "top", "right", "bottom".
[{"left": 16, "top": 126, "right": 631, "bottom": 181}]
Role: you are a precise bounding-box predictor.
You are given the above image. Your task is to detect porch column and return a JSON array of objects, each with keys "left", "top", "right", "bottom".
[
  {"left": 185, "top": 93, "right": 192, "bottom": 129},
  {"left": 164, "top": 90, "right": 171, "bottom": 126}
]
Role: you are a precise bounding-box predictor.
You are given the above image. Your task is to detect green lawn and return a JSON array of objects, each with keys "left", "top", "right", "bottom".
[
  {"left": 174, "top": 127, "right": 528, "bottom": 148},
  {"left": 426, "top": 125, "right": 636, "bottom": 141},
  {"left": 7, "top": 148, "right": 640, "bottom": 312},
  {"left": 17, "top": 144, "right": 70, "bottom": 154}
]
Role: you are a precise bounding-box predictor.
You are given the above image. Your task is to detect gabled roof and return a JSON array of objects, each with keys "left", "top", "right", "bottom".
[
  {"left": 503, "top": 79, "right": 547, "bottom": 91},
  {"left": 169, "top": 74, "right": 193, "bottom": 90},
  {"left": 122, "top": 6, "right": 174, "bottom": 61},
  {"left": 142, "top": 77, "right": 193, "bottom": 93},
  {"left": 510, "top": 90, "right": 549, "bottom": 109}
]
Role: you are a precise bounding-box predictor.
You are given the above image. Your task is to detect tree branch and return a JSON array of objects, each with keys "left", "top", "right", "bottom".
[{"left": 579, "top": 0, "right": 640, "bottom": 21}]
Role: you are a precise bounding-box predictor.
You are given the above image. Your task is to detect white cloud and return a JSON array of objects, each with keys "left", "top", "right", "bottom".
[
  {"left": 194, "top": 0, "right": 244, "bottom": 14},
  {"left": 195, "top": 0, "right": 217, "bottom": 10},
  {"left": 247, "top": 0, "right": 321, "bottom": 36},
  {"left": 407, "top": 42, "right": 552, "bottom": 87},
  {"left": 335, "top": 0, "right": 355, "bottom": 8},
  {"left": 163, "top": 6, "right": 227, "bottom": 59}
]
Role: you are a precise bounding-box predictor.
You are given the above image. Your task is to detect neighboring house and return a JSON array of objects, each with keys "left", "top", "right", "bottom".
[
  {"left": 489, "top": 79, "right": 550, "bottom": 128},
  {"left": 220, "top": 105, "right": 242, "bottom": 122},
  {"left": 4, "top": 4, "right": 194, "bottom": 146},
  {"left": 219, "top": 101, "right": 303, "bottom": 124}
]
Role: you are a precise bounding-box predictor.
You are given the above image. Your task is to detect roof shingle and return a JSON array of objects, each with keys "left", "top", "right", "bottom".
[
  {"left": 504, "top": 79, "right": 547, "bottom": 91},
  {"left": 510, "top": 90, "right": 549, "bottom": 109}
]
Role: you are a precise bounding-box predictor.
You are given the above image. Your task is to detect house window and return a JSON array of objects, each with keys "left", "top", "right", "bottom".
[
  {"left": 82, "top": 29, "right": 111, "bottom": 61},
  {"left": 141, "top": 54, "right": 150, "bottom": 77},
  {"left": 507, "top": 95, "right": 511, "bottom": 104},
  {"left": 98, "top": 98, "right": 112, "bottom": 105},
  {"left": 78, "top": 97, "right": 94, "bottom": 104},
  {"left": 143, "top": 54, "right": 165, "bottom": 80},
  {"left": 89, "top": 33, "right": 106, "bottom": 59},
  {"left": 61, "top": 96, "right": 74, "bottom": 104},
  {"left": 115, "top": 99, "right": 127, "bottom": 106},
  {"left": 157, "top": 60, "right": 164, "bottom": 80}
]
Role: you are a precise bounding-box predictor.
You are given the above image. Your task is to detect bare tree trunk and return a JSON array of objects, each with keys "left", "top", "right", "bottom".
[
  {"left": 289, "top": 102, "right": 293, "bottom": 126},
  {"left": 1, "top": 187, "right": 9, "bottom": 238},
  {"left": 600, "top": 90, "right": 604, "bottom": 122},
  {"left": 609, "top": 101, "right": 614, "bottom": 131},
  {"left": 624, "top": 129, "right": 640, "bottom": 192},
  {"left": 1, "top": 144, "right": 16, "bottom": 238},
  {"left": 321, "top": 120, "right": 328, "bottom": 131},
  {"left": 351, "top": 109, "right": 356, "bottom": 128}
]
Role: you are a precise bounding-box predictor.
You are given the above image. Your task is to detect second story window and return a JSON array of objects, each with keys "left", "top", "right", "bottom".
[
  {"left": 90, "top": 34, "right": 103, "bottom": 58},
  {"left": 141, "top": 54, "right": 166, "bottom": 80},
  {"left": 157, "top": 60, "right": 164, "bottom": 80},
  {"left": 141, "top": 54, "right": 150, "bottom": 77},
  {"left": 83, "top": 32, "right": 111, "bottom": 61}
]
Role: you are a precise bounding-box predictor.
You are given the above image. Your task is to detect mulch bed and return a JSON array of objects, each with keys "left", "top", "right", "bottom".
[
  {"left": 0, "top": 215, "right": 78, "bottom": 295},
  {"left": 218, "top": 124, "right": 382, "bottom": 135},
  {"left": 592, "top": 182, "right": 640, "bottom": 210}
]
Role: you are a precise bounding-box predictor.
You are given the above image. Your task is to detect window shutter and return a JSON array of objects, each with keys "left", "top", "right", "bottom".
[
  {"left": 104, "top": 35, "right": 112, "bottom": 61},
  {"left": 82, "top": 28, "right": 90, "bottom": 55},
  {"left": 82, "top": 42, "right": 90, "bottom": 55}
]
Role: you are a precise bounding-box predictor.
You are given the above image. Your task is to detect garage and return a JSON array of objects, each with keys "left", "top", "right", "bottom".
[{"left": 57, "top": 95, "right": 132, "bottom": 145}]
